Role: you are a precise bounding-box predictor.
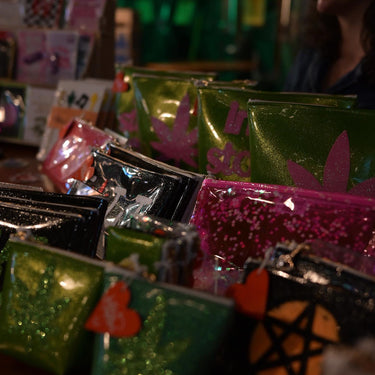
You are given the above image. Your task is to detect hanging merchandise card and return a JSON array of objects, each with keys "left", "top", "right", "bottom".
[
  {"left": 0, "top": 81, "right": 26, "bottom": 142},
  {"left": 23, "top": 0, "right": 65, "bottom": 29},
  {"left": 17, "top": 29, "right": 79, "bottom": 86},
  {"left": 88, "top": 267, "right": 234, "bottom": 375},
  {"left": 65, "top": 0, "right": 107, "bottom": 32},
  {"left": 0, "top": 30, "right": 16, "bottom": 79},
  {"left": 23, "top": 85, "right": 55, "bottom": 146},
  {"left": 248, "top": 101, "right": 375, "bottom": 198},
  {"left": 37, "top": 79, "right": 112, "bottom": 161},
  {"left": 0, "top": 1, "right": 23, "bottom": 28}
]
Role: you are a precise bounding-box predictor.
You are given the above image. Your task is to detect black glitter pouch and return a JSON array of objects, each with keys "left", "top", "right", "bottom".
[{"left": 0, "top": 186, "right": 108, "bottom": 257}]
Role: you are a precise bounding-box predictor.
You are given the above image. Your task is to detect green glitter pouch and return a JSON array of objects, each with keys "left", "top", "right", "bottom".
[
  {"left": 88, "top": 266, "right": 234, "bottom": 375},
  {"left": 132, "top": 73, "right": 202, "bottom": 172},
  {"left": 197, "top": 83, "right": 356, "bottom": 181},
  {"left": 105, "top": 216, "right": 199, "bottom": 286},
  {"left": 114, "top": 66, "right": 216, "bottom": 151},
  {"left": 0, "top": 239, "right": 104, "bottom": 375},
  {"left": 247, "top": 101, "right": 375, "bottom": 197}
]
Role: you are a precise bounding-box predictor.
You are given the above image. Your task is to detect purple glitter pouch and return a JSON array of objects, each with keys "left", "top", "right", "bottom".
[{"left": 190, "top": 179, "right": 375, "bottom": 294}]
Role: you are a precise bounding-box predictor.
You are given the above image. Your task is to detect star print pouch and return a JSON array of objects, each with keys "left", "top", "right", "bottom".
[
  {"left": 105, "top": 215, "right": 199, "bottom": 285},
  {"left": 76, "top": 149, "right": 182, "bottom": 227},
  {"left": 132, "top": 73, "right": 201, "bottom": 171},
  {"left": 190, "top": 178, "right": 375, "bottom": 295},
  {"left": 214, "top": 242, "right": 375, "bottom": 375},
  {"left": 113, "top": 66, "right": 216, "bottom": 151},
  {"left": 105, "top": 143, "right": 205, "bottom": 222},
  {"left": 88, "top": 266, "right": 234, "bottom": 375},
  {"left": 0, "top": 239, "right": 104, "bottom": 375},
  {"left": 247, "top": 101, "right": 375, "bottom": 198}
]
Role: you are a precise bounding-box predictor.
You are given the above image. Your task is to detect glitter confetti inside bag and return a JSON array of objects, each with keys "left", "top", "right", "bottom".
[
  {"left": 190, "top": 179, "right": 375, "bottom": 294},
  {"left": 0, "top": 240, "right": 104, "bottom": 375}
]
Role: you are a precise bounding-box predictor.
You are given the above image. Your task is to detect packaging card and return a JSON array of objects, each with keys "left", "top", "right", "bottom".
[
  {"left": 23, "top": 86, "right": 55, "bottom": 146},
  {"left": 37, "top": 79, "right": 112, "bottom": 161},
  {"left": 17, "top": 29, "right": 79, "bottom": 86}
]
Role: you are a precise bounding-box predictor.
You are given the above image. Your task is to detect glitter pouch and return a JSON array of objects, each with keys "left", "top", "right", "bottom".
[
  {"left": 213, "top": 242, "right": 375, "bottom": 375},
  {"left": 247, "top": 101, "right": 375, "bottom": 198},
  {"left": 132, "top": 73, "right": 202, "bottom": 171},
  {"left": 0, "top": 239, "right": 104, "bottom": 375},
  {"left": 105, "top": 143, "right": 205, "bottom": 222},
  {"left": 0, "top": 187, "right": 108, "bottom": 257},
  {"left": 190, "top": 178, "right": 375, "bottom": 295},
  {"left": 196, "top": 83, "right": 354, "bottom": 182},
  {"left": 41, "top": 118, "right": 115, "bottom": 193},
  {"left": 78, "top": 149, "right": 182, "bottom": 227},
  {"left": 114, "top": 66, "right": 216, "bottom": 151},
  {"left": 105, "top": 215, "right": 199, "bottom": 285},
  {"left": 88, "top": 266, "right": 234, "bottom": 375}
]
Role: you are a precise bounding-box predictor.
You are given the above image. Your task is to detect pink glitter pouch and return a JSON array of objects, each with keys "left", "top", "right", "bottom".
[{"left": 190, "top": 179, "right": 375, "bottom": 294}]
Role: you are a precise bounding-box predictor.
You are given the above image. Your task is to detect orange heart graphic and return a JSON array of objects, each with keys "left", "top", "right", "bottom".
[
  {"left": 85, "top": 281, "right": 141, "bottom": 337},
  {"left": 227, "top": 268, "right": 269, "bottom": 320}
]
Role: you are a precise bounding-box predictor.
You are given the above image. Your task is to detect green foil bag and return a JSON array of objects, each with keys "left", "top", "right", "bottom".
[
  {"left": 89, "top": 268, "right": 234, "bottom": 375},
  {"left": 248, "top": 101, "right": 375, "bottom": 198},
  {"left": 105, "top": 226, "right": 168, "bottom": 280},
  {"left": 197, "top": 83, "right": 256, "bottom": 181},
  {"left": 133, "top": 73, "right": 202, "bottom": 171},
  {"left": 0, "top": 240, "right": 104, "bottom": 375},
  {"left": 105, "top": 216, "right": 199, "bottom": 286},
  {"left": 114, "top": 66, "right": 216, "bottom": 151}
]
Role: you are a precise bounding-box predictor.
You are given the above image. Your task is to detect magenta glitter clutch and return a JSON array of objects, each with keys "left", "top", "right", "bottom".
[{"left": 190, "top": 179, "right": 375, "bottom": 293}]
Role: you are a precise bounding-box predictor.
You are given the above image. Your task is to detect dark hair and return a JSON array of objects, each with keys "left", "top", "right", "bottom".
[{"left": 302, "top": 0, "right": 375, "bottom": 82}]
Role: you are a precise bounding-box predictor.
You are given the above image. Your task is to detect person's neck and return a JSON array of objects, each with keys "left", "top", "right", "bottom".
[{"left": 337, "top": 3, "right": 370, "bottom": 62}]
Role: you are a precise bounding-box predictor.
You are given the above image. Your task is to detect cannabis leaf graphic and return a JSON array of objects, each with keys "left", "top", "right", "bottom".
[
  {"left": 288, "top": 131, "right": 375, "bottom": 197},
  {"left": 8, "top": 262, "right": 71, "bottom": 346},
  {"left": 103, "top": 293, "right": 190, "bottom": 375},
  {"left": 118, "top": 108, "right": 138, "bottom": 133},
  {"left": 150, "top": 93, "right": 198, "bottom": 168}
]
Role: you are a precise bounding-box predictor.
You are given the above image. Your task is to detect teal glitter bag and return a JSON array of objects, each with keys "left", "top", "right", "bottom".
[{"left": 88, "top": 266, "right": 234, "bottom": 375}]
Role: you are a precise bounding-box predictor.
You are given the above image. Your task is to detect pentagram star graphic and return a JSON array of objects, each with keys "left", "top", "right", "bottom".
[{"left": 249, "top": 301, "right": 340, "bottom": 375}]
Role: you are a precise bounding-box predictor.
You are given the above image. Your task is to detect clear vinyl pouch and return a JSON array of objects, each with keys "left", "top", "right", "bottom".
[
  {"left": 105, "top": 143, "right": 205, "bottom": 222},
  {"left": 77, "top": 150, "right": 182, "bottom": 227}
]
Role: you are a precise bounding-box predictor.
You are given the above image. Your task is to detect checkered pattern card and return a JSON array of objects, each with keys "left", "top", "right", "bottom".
[{"left": 23, "top": 0, "right": 65, "bottom": 28}]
